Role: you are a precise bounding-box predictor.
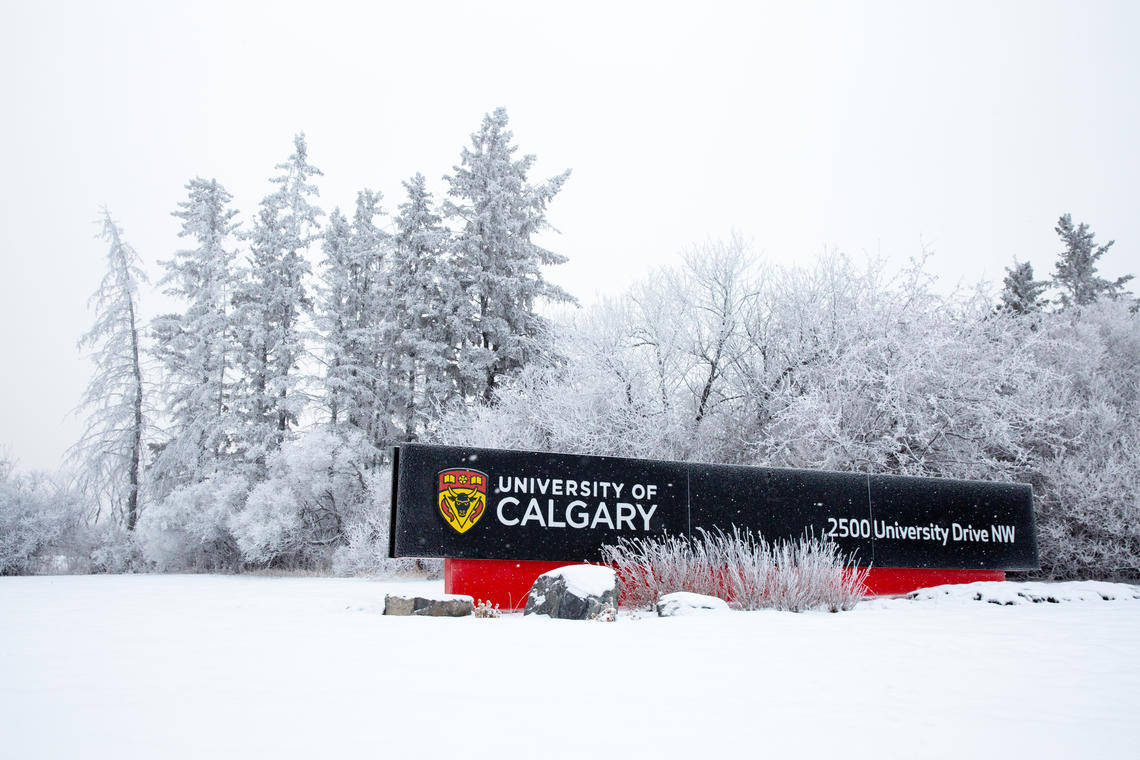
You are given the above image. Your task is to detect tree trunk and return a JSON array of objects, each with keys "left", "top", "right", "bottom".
[{"left": 126, "top": 296, "right": 143, "bottom": 532}]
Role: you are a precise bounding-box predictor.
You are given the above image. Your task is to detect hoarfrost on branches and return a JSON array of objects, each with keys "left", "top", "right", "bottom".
[{"left": 71, "top": 210, "right": 149, "bottom": 531}]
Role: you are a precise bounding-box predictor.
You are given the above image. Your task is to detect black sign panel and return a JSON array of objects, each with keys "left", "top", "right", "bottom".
[
  {"left": 866, "top": 475, "right": 1035, "bottom": 569},
  {"left": 389, "top": 444, "right": 688, "bottom": 562},
  {"left": 389, "top": 443, "right": 1038, "bottom": 570},
  {"left": 690, "top": 464, "right": 876, "bottom": 565}
]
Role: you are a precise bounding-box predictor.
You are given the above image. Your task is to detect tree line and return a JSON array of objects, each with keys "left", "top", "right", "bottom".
[
  {"left": 438, "top": 229, "right": 1137, "bottom": 580},
  {"left": 1, "top": 110, "right": 1136, "bottom": 579},
  {"left": 3, "top": 107, "right": 570, "bottom": 573}
]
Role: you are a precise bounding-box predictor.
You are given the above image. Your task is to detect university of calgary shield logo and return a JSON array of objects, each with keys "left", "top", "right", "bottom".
[{"left": 438, "top": 468, "right": 487, "bottom": 534}]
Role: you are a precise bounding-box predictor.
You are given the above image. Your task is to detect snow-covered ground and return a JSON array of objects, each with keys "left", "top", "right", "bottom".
[{"left": 2, "top": 575, "right": 1137, "bottom": 759}]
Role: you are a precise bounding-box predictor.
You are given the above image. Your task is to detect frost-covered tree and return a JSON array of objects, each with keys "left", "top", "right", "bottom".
[
  {"left": 318, "top": 207, "right": 358, "bottom": 427},
  {"left": 71, "top": 210, "right": 148, "bottom": 531},
  {"left": 387, "top": 173, "right": 456, "bottom": 440},
  {"left": 999, "top": 260, "right": 1048, "bottom": 315},
  {"left": 317, "top": 190, "right": 394, "bottom": 462},
  {"left": 444, "top": 108, "right": 574, "bottom": 402},
  {"left": 150, "top": 178, "right": 242, "bottom": 495},
  {"left": 1052, "top": 214, "right": 1133, "bottom": 308},
  {"left": 234, "top": 134, "right": 323, "bottom": 469},
  {"left": 678, "top": 238, "right": 758, "bottom": 445}
]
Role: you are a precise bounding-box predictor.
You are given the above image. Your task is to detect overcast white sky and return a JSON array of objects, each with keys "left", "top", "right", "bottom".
[{"left": 1, "top": 0, "right": 1137, "bottom": 473}]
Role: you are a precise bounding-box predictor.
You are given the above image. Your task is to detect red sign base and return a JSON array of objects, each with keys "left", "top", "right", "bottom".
[{"left": 444, "top": 558, "right": 1005, "bottom": 610}]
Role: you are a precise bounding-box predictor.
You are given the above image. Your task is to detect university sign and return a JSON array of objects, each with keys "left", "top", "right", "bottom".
[{"left": 389, "top": 443, "right": 1039, "bottom": 571}]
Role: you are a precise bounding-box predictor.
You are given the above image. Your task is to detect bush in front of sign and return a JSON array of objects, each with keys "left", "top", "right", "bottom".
[{"left": 600, "top": 527, "right": 869, "bottom": 613}]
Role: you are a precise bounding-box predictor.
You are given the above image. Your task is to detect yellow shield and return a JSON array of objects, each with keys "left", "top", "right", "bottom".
[{"left": 438, "top": 468, "right": 488, "bottom": 534}]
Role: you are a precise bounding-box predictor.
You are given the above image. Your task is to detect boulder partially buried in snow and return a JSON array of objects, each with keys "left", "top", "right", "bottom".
[
  {"left": 524, "top": 565, "right": 619, "bottom": 620},
  {"left": 383, "top": 593, "right": 474, "bottom": 617},
  {"left": 656, "top": 592, "right": 731, "bottom": 617}
]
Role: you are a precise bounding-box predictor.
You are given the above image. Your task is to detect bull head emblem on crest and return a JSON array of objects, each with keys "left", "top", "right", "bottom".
[{"left": 438, "top": 468, "right": 487, "bottom": 534}]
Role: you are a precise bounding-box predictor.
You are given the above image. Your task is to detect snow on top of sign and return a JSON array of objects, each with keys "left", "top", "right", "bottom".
[{"left": 539, "top": 564, "right": 616, "bottom": 597}]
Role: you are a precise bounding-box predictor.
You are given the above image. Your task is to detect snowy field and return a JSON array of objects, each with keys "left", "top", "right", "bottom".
[{"left": 2, "top": 575, "right": 1138, "bottom": 759}]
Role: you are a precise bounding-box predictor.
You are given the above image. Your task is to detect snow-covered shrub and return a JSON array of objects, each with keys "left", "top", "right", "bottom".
[
  {"left": 136, "top": 473, "right": 248, "bottom": 571},
  {"left": 331, "top": 516, "right": 396, "bottom": 576},
  {"left": 230, "top": 481, "right": 303, "bottom": 565},
  {"left": 1036, "top": 446, "right": 1140, "bottom": 580},
  {"left": 225, "top": 428, "right": 370, "bottom": 569},
  {"left": 602, "top": 527, "right": 868, "bottom": 612},
  {"left": 86, "top": 525, "right": 143, "bottom": 573},
  {"left": 135, "top": 426, "right": 442, "bottom": 575},
  {"left": 226, "top": 428, "right": 433, "bottom": 574},
  {"left": 0, "top": 462, "right": 67, "bottom": 574},
  {"left": 0, "top": 459, "right": 112, "bottom": 574}
]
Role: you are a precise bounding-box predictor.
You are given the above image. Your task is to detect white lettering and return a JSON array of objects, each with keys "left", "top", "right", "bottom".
[
  {"left": 992, "top": 524, "right": 1016, "bottom": 543},
  {"left": 546, "top": 499, "right": 566, "bottom": 528},
  {"left": 637, "top": 504, "right": 658, "bottom": 530},
  {"left": 497, "top": 497, "right": 520, "bottom": 526},
  {"left": 521, "top": 498, "right": 545, "bottom": 527},
  {"left": 951, "top": 523, "right": 991, "bottom": 542},
  {"left": 616, "top": 502, "right": 635, "bottom": 530},
  {"left": 566, "top": 500, "right": 590, "bottom": 528},
  {"left": 591, "top": 501, "right": 615, "bottom": 530}
]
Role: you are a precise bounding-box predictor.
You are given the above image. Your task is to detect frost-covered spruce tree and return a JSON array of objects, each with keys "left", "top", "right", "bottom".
[
  {"left": 150, "top": 178, "right": 242, "bottom": 495},
  {"left": 387, "top": 173, "right": 456, "bottom": 440},
  {"left": 348, "top": 190, "right": 394, "bottom": 456},
  {"left": 317, "top": 189, "right": 391, "bottom": 460},
  {"left": 444, "top": 108, "right": 573, "bottom": 402},
  {"left": 318, "top": 208, "right": 357, "bottom": 428},
  {"left": 999, "top": 260, "right": 1049, "bottom": 315},
  {"left": 72, "top": 210, "right": 148, "bottom": 530},
  {"left": 1052, "top": 214, "right": 1133, "bottom": 308},
  {"left": 234, "top": 134, "right": 323, "bottom": 470}
]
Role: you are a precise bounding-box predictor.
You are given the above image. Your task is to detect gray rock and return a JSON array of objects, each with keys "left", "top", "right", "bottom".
[
  {"left": 524, "top": 566, "right": 619, "bottom": 620},
  {"left": 656, "top": 592, "right": 730, "bottom": 617},
  {"left": 383, "top": 595, "right": 416, "bottom": 616},
  {"left": 383, "top": 594, "right": 474, "bottom": 617}
]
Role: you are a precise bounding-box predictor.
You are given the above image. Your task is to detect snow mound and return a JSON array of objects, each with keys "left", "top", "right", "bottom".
[
  {"left": 657, "top": 591, "right": 730, "bottom": 617},
  {"left": 898, "top": 581, "right": 1140, "bottom": 606}
]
